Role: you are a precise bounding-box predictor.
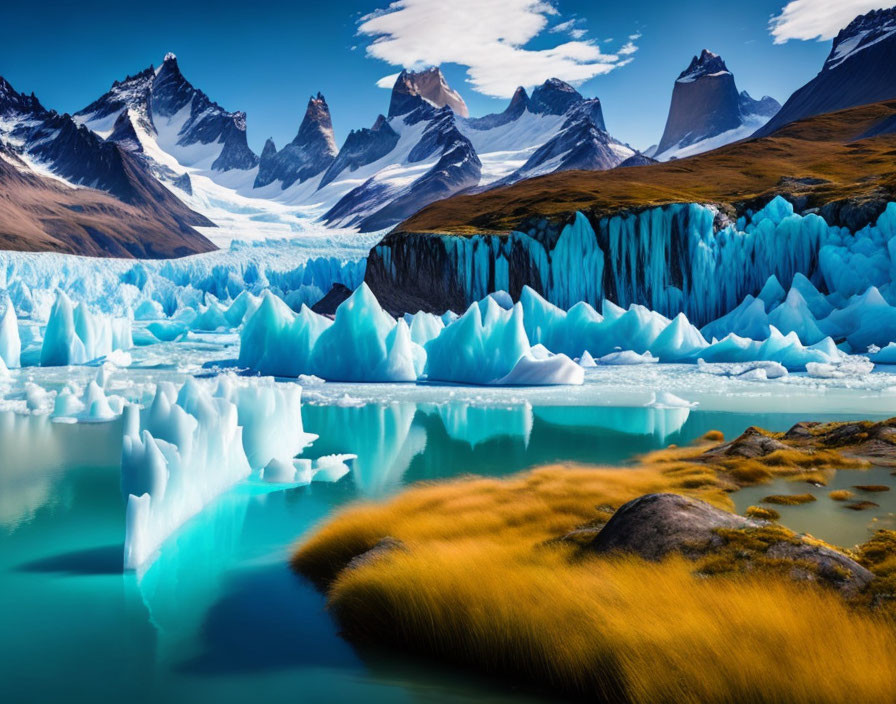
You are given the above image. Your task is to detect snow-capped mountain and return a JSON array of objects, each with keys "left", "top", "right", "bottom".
[
  {"left": 255, "top": 93, "right": 338, "bottom": 189},
  {"left": 459, "top": 78, "right": 633, "bottom": 185},
  {"left": 754, "top": 7, "right": 896, "bottom": 138},
  {"left": 75, "top": 53, "right": 257, "bottom": 174},
  {"left": 654, "top": 50, "right": 780, "bottom": 160},
  {"left": 0, "top": 75, "right": 214, "bottom": 256}
]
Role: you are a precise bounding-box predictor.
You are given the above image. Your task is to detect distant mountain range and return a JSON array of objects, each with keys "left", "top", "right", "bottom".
[{"left": 0, "top": 5, "right": 894, "bottom": 257}]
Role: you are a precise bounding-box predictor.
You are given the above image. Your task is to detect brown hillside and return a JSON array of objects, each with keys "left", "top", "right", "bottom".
[{"left": 397, "top": 100, "right": 896, "bottom": 235}]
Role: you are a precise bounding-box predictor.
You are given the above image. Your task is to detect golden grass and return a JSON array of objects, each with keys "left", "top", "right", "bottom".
[
  {"left": 830, "top": 489, "right": 855, "bottom": 501},
  {"left": 295, "top": 456, "right": 896, "bottom": 703}
]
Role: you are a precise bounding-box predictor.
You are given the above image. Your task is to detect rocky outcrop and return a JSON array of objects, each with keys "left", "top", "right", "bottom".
[
  {"left": 388, "top": 67, "right": 469, "bottom": 118},
  {"left": 587, "top": 493, "right": 760, "bottom": 560},
  {"left": 754, "top": 8, "right": 896, "bottom": 137}
]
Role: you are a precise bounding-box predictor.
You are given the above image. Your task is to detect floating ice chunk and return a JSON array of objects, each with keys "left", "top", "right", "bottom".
[
  {"left": 40, "top": 292, "right": 132, "bottom": 366},
  {"left": 133, "top": 299, "right": 166, "bottom": 321},
  {"left": 224, "top": 291, "right": 261, "bottom": 327},
  {"left": 578, "top": 350, "right": 597, "bottom": 368},
  {"left": 0, "top": 306, "right": 21, "bottom": 368},
  {"left": 495, "top": 352, "right": 584, "bottom": 386},
  {"left": 52, "top": 386, "right": 85, "bottom": 420},
  {"left": 41, "top": 292, "right": 86, "bottom": 366},
  {"left": 697, "top": 359, "right": 789, "bottom": 379},
  {"left": 238, "top": 293, "right": 331, "bottom": 377},
  {"left": 806, "top": 356, "right": 874, "bottom": 378},
  {"left": 701, "top": 296, "right": 770, "bottom": 342},
  {"left": 406, "top": 311, "right": 444, "bottom": 346},
  {"left": 261, "top": 458, "right": 297, "bottom": 483},
  {"left": 599, "top": 350, "right": 659, "bottom": 365},
  {"left": 312, "top": 454, "right": 356, "bottom": 483},
  {"left": 144, "top": 321, "right": 186, "bottom": 342},
  {"left": 105, "top": 349, "right": 133, "bottom": 367},
  {"left": 83, "top": 381, "right": 117, "bottom": 421},
  {"left": 647, "top": 391, "right": 697, "bottom": 408},
  {"left": 24, "top": 382, "right": 52, "bottom": 412},
  {"left": 869, "top": 343, "right": 896, "bottom": 364},
  {"left": 190, "top": 300, "right": 231, "bottom": 331},
  {"left": 739, "top": 368, "right": 769, "bottom": 381}
]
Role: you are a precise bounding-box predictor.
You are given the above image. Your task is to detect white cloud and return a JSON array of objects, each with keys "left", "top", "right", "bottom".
[
  {"left": 376, "top": 72, "right": 401, "bottom": 88},
  {"left": 549, "top": 19, "right": 576, "bottom": 34},
  {"left": 569, "top": 28, "right": 587, "bottom": 39},
  {"left": 357, "top": 0, "right": 637, "bottom": 99},
  {"left": 618, "top": 41, "right": 638, "bottom": 56},
  {"left": 769, "top": 0, "right": 884, "bottom": 43}
]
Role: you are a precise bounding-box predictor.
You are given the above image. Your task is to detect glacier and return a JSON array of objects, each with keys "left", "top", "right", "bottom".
[{"left": 370, "top": 197, "right": 896, "bottom": 327}]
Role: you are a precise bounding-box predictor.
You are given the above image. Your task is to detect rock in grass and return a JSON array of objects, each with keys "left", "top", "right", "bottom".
[
  {"left": 584, "top": 493, "right": 873, "bottom": 595},
  {"left": 586, "top": 494, "right": 760, "bottom": 561}
]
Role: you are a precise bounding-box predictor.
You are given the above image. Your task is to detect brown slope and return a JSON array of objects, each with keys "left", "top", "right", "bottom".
[
  {"left": 0, "top": 147, "right": 216, "bottom": 258},
  {"left": 396, "top": 100, "right": 896, "bottom": 235}
]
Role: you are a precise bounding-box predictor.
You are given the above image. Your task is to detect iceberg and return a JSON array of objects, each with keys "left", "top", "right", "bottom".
[
  {"left": 0, "top": 306, "right": 21, "bottom": 368},
  {"left": 311, "top": 284, "right": 424, "bottom": 382},
  {"left": 40, "top": 292, "right": 132, "bottom": 367},
  {"left": 120, "top": 374, "right": 315, "bottom": 570}
]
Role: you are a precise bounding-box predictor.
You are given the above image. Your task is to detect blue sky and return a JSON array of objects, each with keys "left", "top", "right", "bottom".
[{"left": 0, "top": 0, "right": 877, "bottom": 152}]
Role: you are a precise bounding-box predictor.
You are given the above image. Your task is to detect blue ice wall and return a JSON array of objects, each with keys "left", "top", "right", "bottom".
[{"left": 373, "top": 198, "right": 896, "bottom": 326}]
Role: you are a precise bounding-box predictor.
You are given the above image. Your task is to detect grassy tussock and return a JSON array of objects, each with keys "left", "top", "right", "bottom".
[
  {"left": 830, "top": 489, "right": 854, "bottom": 501},
  {"left": 745, "top": 505, "right": 780, "bottom": 520},
  {"left": 762, "top": 493, "right": 817, "bottom": 505},
  {"left": 295, "top": 462, "right": 896, "bottom": 703}
]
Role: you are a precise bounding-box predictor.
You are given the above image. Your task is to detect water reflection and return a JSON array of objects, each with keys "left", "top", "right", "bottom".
[{"left": 0, "top": 411, "right": 121, "bottom": 531}]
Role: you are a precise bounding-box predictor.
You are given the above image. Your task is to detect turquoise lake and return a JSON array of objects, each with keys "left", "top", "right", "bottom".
[{"left": 1, "top": 401, "right": 893, "bottom": 704}]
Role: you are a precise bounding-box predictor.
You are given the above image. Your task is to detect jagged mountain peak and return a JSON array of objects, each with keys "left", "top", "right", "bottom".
[
  {"left": 825, "top": 7, "right": 896, "bottom": 70},
  {"left": 0, "top": 75, "right": 43, "bottom": 115},
  {"left": 388, "top": 66, "right": 469, "bottom": 118},
  {"left": 261, "top": 137, "right": 277, "bottom": 158},
  {"left": 293, "top": 93, "right": 337, "bottom": 153},
  {"left": 656, "top": 49, "right": 778, "bottom": 158},
  {"left": 677, "top": 50, "right": 730, "bottom": 83},
  {"left": 529, "top": 78, "right": 582, "bottom": 115}
]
